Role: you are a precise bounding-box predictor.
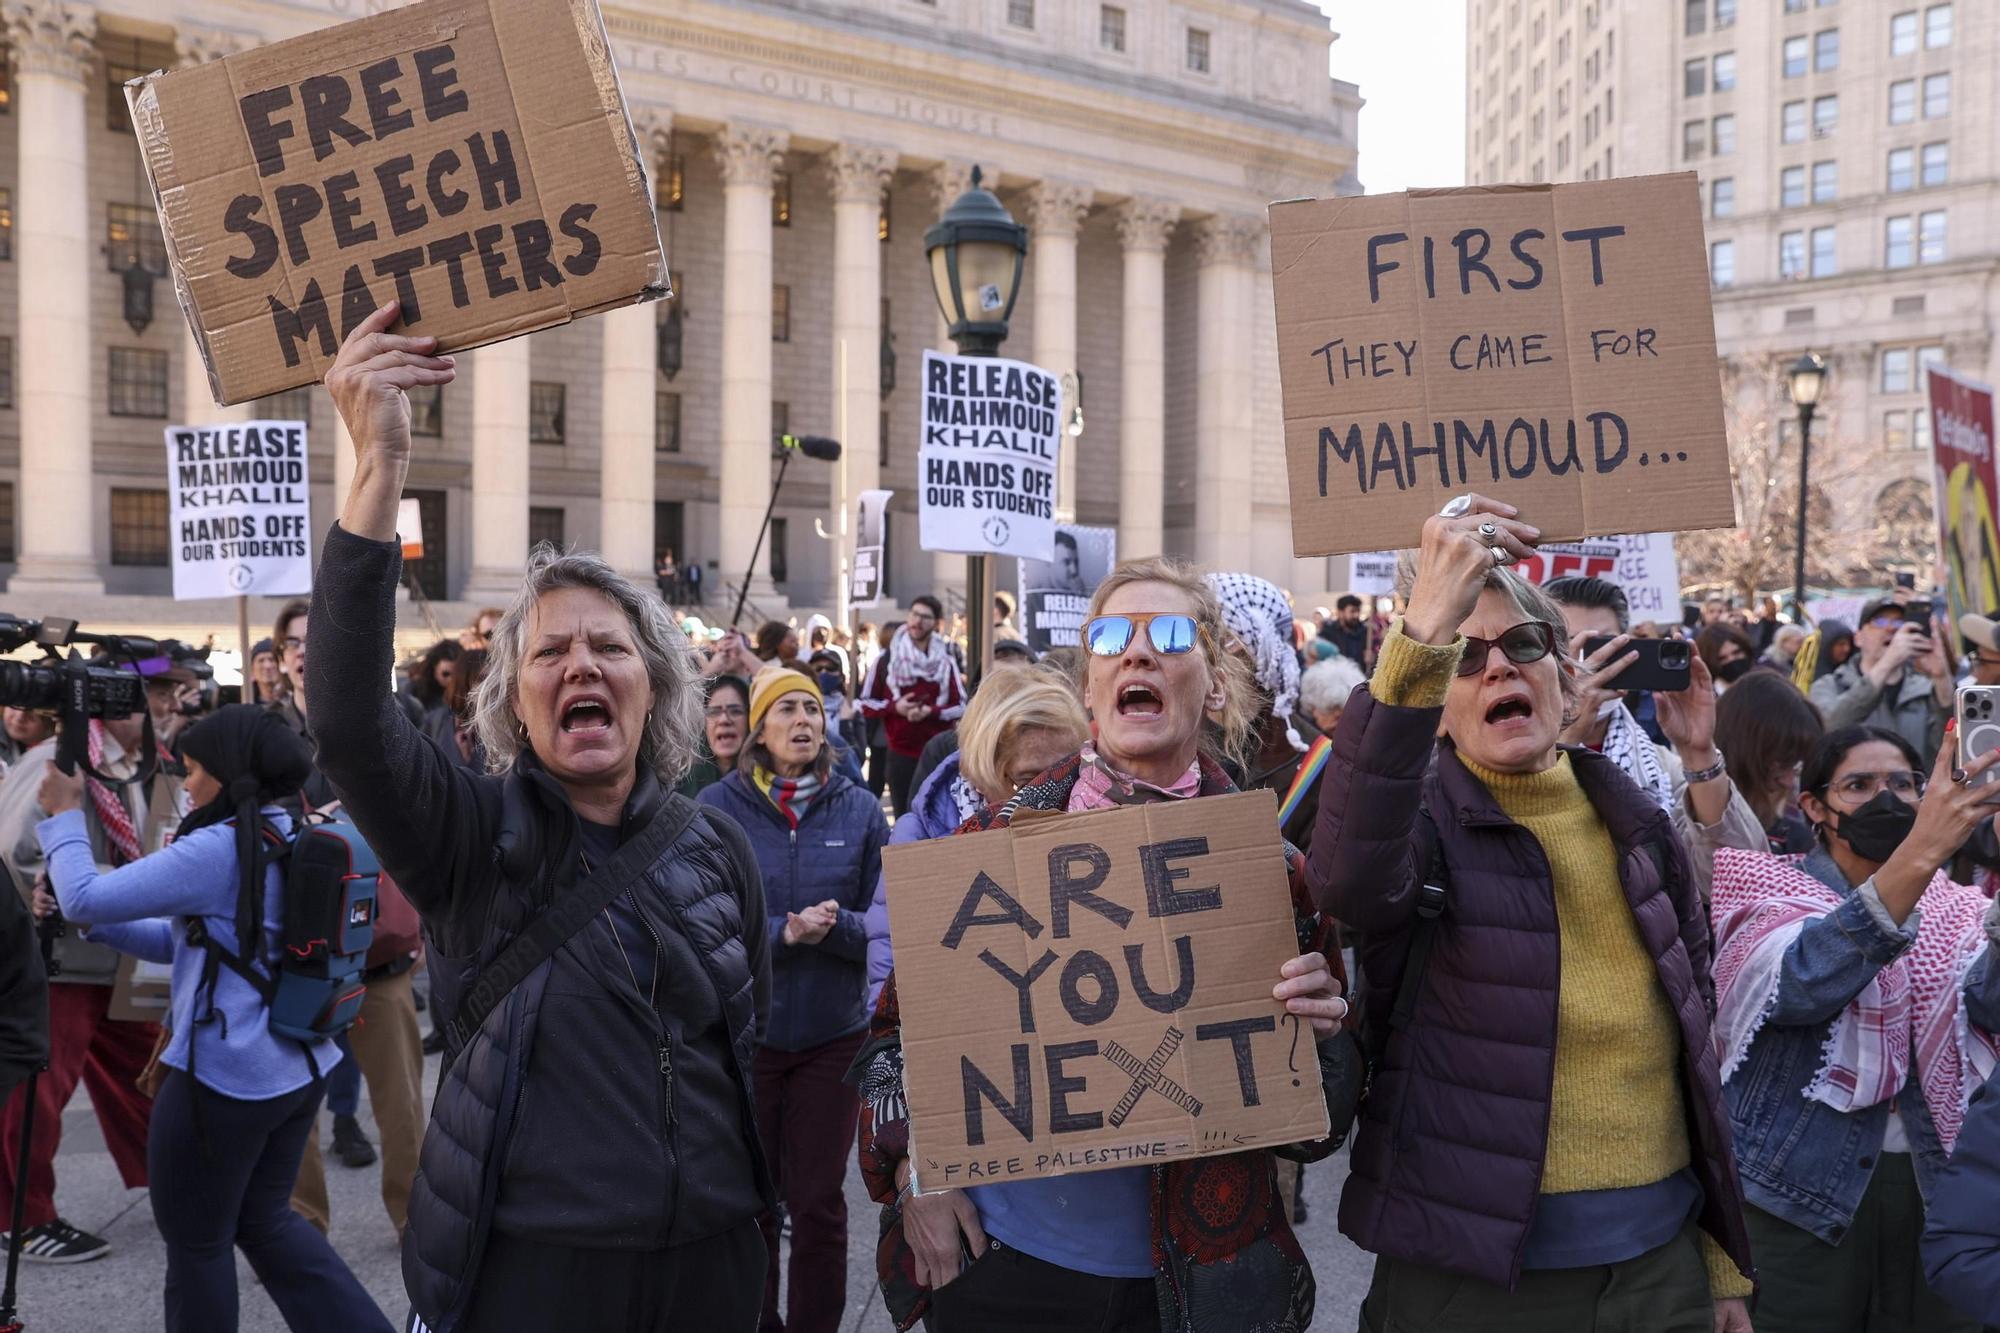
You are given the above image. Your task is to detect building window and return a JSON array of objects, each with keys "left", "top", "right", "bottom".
[
  {"left": 1711, "top": 176, "right": 1735, "bottom": 217},
  {"left": 655, "top": 391, "right": 681, "bottom": 453},
  {"left": 1684, "top": 58, "right": 1706, "bottom": 97},
  {"left": 1881, "top": 347, "right": 1913, "bottom": 392},
  {"left": 1915, "top": 405, "right": 1933, "bottom": 455},
  {"left": 1715, "top": 0, "right": 1737, "bottom": 27},
  {"left": 0, "top": 482, "right": 11, "bottom": 563},
  {"left": 1814, "top": 28, "right": 1839, "bottom": 71},
  {"left": 528, "top": 382, "right": 566, "bottom": 443},
  {"left": 1888, "top": 146, "right": 1915, "bottom": 191},
  {"left": 105, "top": 203, "right": 168, "bottom": 276},
  {"left": 0, "top": 189, "right": 11, "bottom": 261},
  {"left": 1919, "top": 209, "right": 1946, "bottom": 263},
  {"left": 1811, "top": 225, "right": 1837, "bottom": 276},
  {"left": 402, "top": 489, "right": 447, "bottom": 599},
  {"left": 1811, "top": 159, "right": 1836, "bottom": 202},
  {"left": 1813, "top": 94, "right": 1838, "bottom": 135},
  {"left": 1885, "top": 215, "right": 1915, "bottom": 268},
  {"left": 528, "top": 507, "right": 565, "bottom": 551},
  {"left": 772, "top": 284, "right": 790, "bottom": 342},
  {"left": 1713, "top": 52, "right": 1736, "bottom": 91},
  {"left": 1007, "top": 0, "right": 1034, "bottom": 28},
  {"left": 1883, "top": 408, "right": 1910, "bottom": 451},
  {"left": 1890, "top": 9, "right": 1918, "bottom": 54},
  {"left": 1779, "top": 230, "right": 1806, "bottom": 279},
  {"left": 1712, "top": 114, "right": 1736, "bottom": 155},
  {"left": 1889, "top": 78, "right": 1915, "bottom": 123},
  {"left": 1709, "top": 239, "right": 1735, "bottom": 288},
  {"left": 1921, "top": 141, "right": 1948, "bottom": 187},
  {"left": 408, "top": 384, "right": 443, "bottom": 436},
  {"left": 108, "top": 347, "right": 168, "bottom": 418},
  {"left": 769, "top": 517, "right": 788, "bottom": 584},
  {"left": 0, "top": 336, "right": 10, "bottom": 408},
  {"left": 1923, "top": 71, "right": 1949, "bottom": 118},
  {"left": 1781, "top": 100, "right": 1806, "bottom": 142},
  {"left": 654, "top": 153, "right": 685, "bottom": 212},
  {"left": 1780, "top": 166, "right": 1805, "bottom": 208},
  {"left": 1685, "top": 0, "right": 1705, "bottom": 35},
  {"left": 771, "top": 401, "right": 789, "bottom": 449},
  {"left": 1926, "top": 3, "right": 1952, "bottom": 47},
  {"left": 771, "top": 169, "right": 791, "bottom": 227},
  {"left": 1556, "top": 134, "right": 1571, "bottom": 171},
  {"left": 256, "top": 386, "right": 313, "bottom": 423},
  {"left": 1784, "top": 0, "right": 1805, "bottom": 10},
  {"left": 1186, "top": 28, "right": 1210, "bottom": 73},
  {"left": 109, "top": 488, "right": 169, "bottom": 566},
  {"left": 654, "top": 501, "right": 685, "bottom": 575},
  {"left": 1782, "top": 35, "right": 1808, "bottom": 77},
  {"left": 1099, "top": 5, "right": 1125, "bottom": 52},
  {"left": 104, "top": 60, "right": 145, "bottom": 133}
]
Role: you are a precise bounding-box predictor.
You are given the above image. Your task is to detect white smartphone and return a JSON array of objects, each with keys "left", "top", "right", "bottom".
[{"left": 1956, "top": 686, "right": 2000, "bottom": 790}]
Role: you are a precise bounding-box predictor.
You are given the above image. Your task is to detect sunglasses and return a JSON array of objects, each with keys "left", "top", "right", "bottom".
[
  {"left": 1084, "top": 613, "right": 1203, "bottom": 657},
  {"left": 1456, "top": 621, "right": 1558, "bottom": 677}
]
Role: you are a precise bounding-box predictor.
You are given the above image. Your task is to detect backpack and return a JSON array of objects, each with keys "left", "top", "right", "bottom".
[{"left": 186, "top": 811, "right": 380, "bottom": 1051}]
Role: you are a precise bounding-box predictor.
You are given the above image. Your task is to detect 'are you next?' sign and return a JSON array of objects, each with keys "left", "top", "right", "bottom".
[
  {"left": 885, "top": 791, "right": 1327, "bottom": 1192},
  {"left": 1268, "top": 173, "right": 1735, "bottom": 558}
]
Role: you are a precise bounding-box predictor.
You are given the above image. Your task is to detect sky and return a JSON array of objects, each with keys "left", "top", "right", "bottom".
[{"left": 1318, "top": 2, "right": 1468, "bottom": 194}]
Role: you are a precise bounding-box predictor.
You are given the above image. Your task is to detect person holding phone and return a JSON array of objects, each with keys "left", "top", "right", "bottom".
[{"left": 1812, "top": 597, "right": 1953, "bottom": 768}]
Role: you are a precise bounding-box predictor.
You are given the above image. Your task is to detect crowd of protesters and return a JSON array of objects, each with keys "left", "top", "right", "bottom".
[{"left": 7, "top": 304, "right": 2000, "bottom": 1333}]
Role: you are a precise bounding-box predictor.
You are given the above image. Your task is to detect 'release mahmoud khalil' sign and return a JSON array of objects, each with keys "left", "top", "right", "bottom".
[
  {"left": 163, "top": 420, "right": 313, "bottom": 601},
  {"left": 918, "top": 349, "right": 1061, "bottom": 562}
]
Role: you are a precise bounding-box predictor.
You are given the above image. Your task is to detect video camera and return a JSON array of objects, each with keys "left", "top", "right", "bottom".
[{"left": 0, "top": 614, "right": 213, "bottom": 782}]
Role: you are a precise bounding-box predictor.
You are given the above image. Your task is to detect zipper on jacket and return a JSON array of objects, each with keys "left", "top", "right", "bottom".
[{"left": 628, "top": 901, "right": 677, "bottom": 1132}]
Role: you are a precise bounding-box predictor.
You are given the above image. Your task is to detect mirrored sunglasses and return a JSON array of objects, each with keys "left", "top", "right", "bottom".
[{"left": 1084, "top": 613, "right": 1202, "bottom": 657}]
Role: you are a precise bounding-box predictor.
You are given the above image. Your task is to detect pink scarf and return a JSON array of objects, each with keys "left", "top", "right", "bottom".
[
  {"left": 1711, "top": 847, "right": 1998, "bottom": 1149},
  {"left": 1066, "top": 743, "right": 1200, "bottom": 813}
]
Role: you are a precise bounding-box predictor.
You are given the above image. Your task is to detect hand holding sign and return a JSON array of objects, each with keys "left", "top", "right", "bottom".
[
  {"left": 1272, "top": 952, "right": 1347, "bottom": 1036},
  {"left": 1402, "top": 495, "right": 1543, "bottom": 646}
]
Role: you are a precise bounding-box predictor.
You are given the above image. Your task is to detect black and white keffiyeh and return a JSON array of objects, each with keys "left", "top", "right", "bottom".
[
  {"left": 1602, "top": 699, "right": 1675, "bottom": 814},
  {"left": 1206, "top": 572, "right": 1307, "bottom": 753}
]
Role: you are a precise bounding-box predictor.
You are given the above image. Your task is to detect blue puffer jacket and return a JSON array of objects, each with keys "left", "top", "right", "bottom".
[
  {"left": 699, "top": 767, "right": 887, "bottom": 1052},
  {"left": 864, "top": 752, "right": 978, "bottom": 1013},
  {"left": 1925, "top": 1059, "right": 2000, "bottom": 1322}
]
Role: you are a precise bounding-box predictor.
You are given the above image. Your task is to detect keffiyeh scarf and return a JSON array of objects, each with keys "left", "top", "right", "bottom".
[
  {"left": 1601, "top": 700, "right": 1674, "bottom": 815},
  {"left": 1206, "top": 572, "right": 1306, "bottom": 752},
  {"left": 1712, "top": 847, "right": 1999, "bottom": 1150},
  {"left": 885, "top": 625, "right": 954, "bottom": 696}
]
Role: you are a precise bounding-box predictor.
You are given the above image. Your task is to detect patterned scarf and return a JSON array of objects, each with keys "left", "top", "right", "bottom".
[
  {"left": 754, "top": 767, "right": 824, "bottom": 830},
  {"left": 86, "top": 722, "right": 145, "bottom": 866},
  {"left": 1712, "top": 847, "right": 1999, "bottom": 1150},
  {"left": 1601, "top": 700, "right": 1674, "bottom": 815},
  {"left": 1207, "top": 572, "right": 1307, "bottom": 753},
  {"left": 886, "top": 625, "right": 955, "bottom": 696},
  {"left": 1068, "top": 742, "right": 1201, "bottom": 811}
]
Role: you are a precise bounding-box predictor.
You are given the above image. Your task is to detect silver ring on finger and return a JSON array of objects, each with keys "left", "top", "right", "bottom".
[
  {"left": 1490, "top": 544, "right": 1514, "bottom": 565},
  {"left": 1477, "top": 520, "right": 1499, "bottom": 539},
  {"left": 1439, "top": 494, "right": 1473, "bottom": 518}
]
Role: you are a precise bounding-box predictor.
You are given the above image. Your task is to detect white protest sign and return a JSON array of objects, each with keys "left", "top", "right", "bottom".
[
  {"left": 163, "top": 420, "right": 312, "bottom": 601},
  {"left": 918, "top": 348, "right": 1061, "bottom": 561},
  {"left": 1516, "top": 532, "right": 1682, "bottom": 623},
  {"left": 1348, "top": 551, "right": 1398, "bottom": 597},
  {"left": 397, "top": 497, "right": 426, "bottom": 561},
  {"left": 852, "top": 489, "right": 892, "bottom": 608}
]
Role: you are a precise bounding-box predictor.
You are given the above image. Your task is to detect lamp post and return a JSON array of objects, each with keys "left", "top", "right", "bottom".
[
  {"left": 926, "top": 166, "right": 1028, "bottom": 685},
  {"left": 1787, "top": 351, "right": 1828, "bottom": 626}
]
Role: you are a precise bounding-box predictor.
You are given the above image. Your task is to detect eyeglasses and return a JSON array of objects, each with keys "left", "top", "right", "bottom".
[
  {"left": 1822, "top": 770, "right": 1926, "bottom": 802},
  {"left": 282, "top": 636, "right": 305, "bottom": 651},
  {"left": 1865, "top": 615, "right": 1908, "bottom": 631},
  {"left": 1455, "top": 621, "right": 1558, "bottom": 677},
  {"left": 1084, "top": 613, "right": 1202, "bottom": 657},
  {"left": 703, "top": 704, "right": 746, "bottom": 721},
  {"left": 908, "top": 611, "right": 938, "bottom": 626}
]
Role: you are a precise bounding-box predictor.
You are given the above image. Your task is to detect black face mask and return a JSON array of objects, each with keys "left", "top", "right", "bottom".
[
  {"left": 1715, "top": 658, "right": 1755, "bottom": 683},
  {"left": 1827, "top": 790, "right": 1919, "bottom": 863}
]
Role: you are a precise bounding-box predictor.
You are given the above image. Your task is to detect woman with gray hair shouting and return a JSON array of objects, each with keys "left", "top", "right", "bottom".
[{"left": 309, "top": 303, "right": 772, "bottom": 1333}]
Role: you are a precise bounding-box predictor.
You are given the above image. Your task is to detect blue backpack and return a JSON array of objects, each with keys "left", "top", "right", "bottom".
[{"left": 186, "top": 811, "right": 380, "bottom": 1050}]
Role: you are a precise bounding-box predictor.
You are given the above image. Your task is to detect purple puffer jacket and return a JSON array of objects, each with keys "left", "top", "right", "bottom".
[{"left": 1307, "top": 685, "right": 1754, "bottom": 1290}]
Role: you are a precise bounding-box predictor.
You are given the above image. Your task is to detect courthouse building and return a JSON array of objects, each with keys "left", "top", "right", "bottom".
[
  {"left": 1465, "top": 0, "right": 2000, "bottom": 572},
  {"left": 0, "top": 0, "right": 1360, "bottom": 627}
]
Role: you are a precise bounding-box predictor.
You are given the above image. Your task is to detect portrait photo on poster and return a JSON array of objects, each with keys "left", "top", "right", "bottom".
[{"left": 1018, "top": 525, "right": 1117, "bottom": 653}]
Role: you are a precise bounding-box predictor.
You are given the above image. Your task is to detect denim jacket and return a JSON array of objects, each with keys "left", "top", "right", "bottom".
[{"left": 1723, "top": 847, "right": 2000, "bottom": 1242}]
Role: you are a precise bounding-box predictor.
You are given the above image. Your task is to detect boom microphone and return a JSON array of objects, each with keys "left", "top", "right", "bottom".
[{"left": 780, "top": 434, "right": 842, "bottom": 462}]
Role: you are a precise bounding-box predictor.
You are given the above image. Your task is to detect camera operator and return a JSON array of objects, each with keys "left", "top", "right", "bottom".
[
  {"left": 0, "top": 664, "right": 183, "bottom": 1264},
  {"left": 0, "top": 708, "right": 54, "bottom": 776}
]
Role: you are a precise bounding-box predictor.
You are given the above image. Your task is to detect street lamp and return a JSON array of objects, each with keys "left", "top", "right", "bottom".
[
  {"left": 1786, "top": 351, "right": 1828, "bottom": 626},
  {"left": 926, "top": 166, "right": 1028, "bottom": 682}
]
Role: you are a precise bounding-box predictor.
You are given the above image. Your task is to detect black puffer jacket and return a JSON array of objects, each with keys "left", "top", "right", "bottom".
[{"left": 308, "top": 525, "right": 773, "bottom": 1332}]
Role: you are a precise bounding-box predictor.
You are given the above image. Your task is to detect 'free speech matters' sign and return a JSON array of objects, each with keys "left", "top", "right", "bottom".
[{"left": 1269, "top": 173, "right": 1735, "bottom": 558}]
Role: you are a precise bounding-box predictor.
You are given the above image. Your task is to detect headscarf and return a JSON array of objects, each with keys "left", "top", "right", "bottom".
[
  {"left": 1813, "top": 619, "right": 1854, "bottom": 681},
  {"left": 176, "top": 705, "right": 315, "bottom": 960},
  {"left": 1206, "top": 572, "right": 1306, "bottom": 752}
]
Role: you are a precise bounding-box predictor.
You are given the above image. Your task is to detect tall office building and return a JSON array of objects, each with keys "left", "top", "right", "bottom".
[{"left": 1466, "top": 0, "right": 2000, "bottom": 579}]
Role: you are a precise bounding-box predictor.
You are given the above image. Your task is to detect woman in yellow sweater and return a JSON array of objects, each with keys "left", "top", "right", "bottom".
[{"left": 1309, "top": 494, "right": 1756, "bottom": 1330}]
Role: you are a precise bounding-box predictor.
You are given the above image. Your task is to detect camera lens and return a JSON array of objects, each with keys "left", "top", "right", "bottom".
[{"left": 0, "top": 660, "right": 62, "bottom": 712}]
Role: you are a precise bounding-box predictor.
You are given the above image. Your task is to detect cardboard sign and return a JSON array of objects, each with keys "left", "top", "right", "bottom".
[
  {"left": 852, "top": 489, "right": 892, "bottom": 608},
  {"left": 163, "top": 420, "right": 313, "bottom": 600},
  {"left": 1269, "top": 174, "right": 1734, "bottom": 558},
  {"left": 885, "top": 790, "right": 1328, "bottom": 1192},
  {"left": 1017, "top": 524, "right": 1116, "bottom": 653},
  {"left": 1517, "top": 532, "right": 1683, "bottom": 624},
  {"left": 919, "top": 349, "right": 1061, "bottom": 561},
  {"left": 1930, "top": 367, "right": 1999, "bottom": 640},
  {"left": 129, "top": 0, "right": 668, "bottom": 406}
]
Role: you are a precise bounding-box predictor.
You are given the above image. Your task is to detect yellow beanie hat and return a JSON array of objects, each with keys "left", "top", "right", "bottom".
[{"left": 747, "top": 667, "right": 823, "bottom": 738}]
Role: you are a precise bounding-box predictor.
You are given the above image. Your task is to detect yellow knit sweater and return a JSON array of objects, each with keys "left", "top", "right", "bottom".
[{"left": 1371, "top": 623, "right": 1753, "bottom": 1298}]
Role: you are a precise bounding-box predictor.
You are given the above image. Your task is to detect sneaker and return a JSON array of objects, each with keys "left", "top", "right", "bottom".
[
  {"left": 332, "top": 1113, "right": 378, "bottom": 1169},
  {"left": 8, "top": 1218, "right": 111, "bottom": 1264}
]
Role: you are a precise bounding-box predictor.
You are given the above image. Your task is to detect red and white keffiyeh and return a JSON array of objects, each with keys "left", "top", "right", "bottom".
[
  {"left": 1712, "top": 846, "right": 1998, "bottom": 1150},
  {"left": 885, "top": 625, "right": 956, "bottom": 697}
]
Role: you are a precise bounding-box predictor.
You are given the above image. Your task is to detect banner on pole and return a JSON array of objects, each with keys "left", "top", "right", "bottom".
[
  {"left": 852, "top": 489, "right": 892, "bottom": 608},
  {"left": 1515, "top": 533, "right": 1683, "bottom": 625},
  {"left": 1931, "top": 367, "right": 2000, "bottom": 641},
  {"left": 1017, "top": 524, "right": 1116, "bottom": 652},
  {"left": 918, "top": 349, "right": 1061, "bottom": 561},
  {"left": 163, "top": 420, "right": 313, "bottom": 601}
]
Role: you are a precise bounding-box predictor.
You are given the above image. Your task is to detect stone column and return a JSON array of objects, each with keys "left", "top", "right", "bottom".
[
  {"left": 1193, "top": 215, "right": 1261, "bottom": 572},
  {"left": 715, "top": 125, "right": 788, "bottom": 605},
  {"left": 829, "top": 144, "right": 897, "bottom": 611},
  {"left": 599, "top": 106, "right": 672, "bottom": 584},
  {"left": 462, "top": 339, "right": 530, "bottom": 602},
  {"left": 1115, "top": 198, "right": 1177, "bottom": 560},
  {"left": 173, "top": 25, "right": 252, "bottom": 430},
  {"left": 6, "top": 0, "right": 97, "bottom": 596},
  {"left": 1026, "top": 181, "right": 1091, "bottom": 521},
  {"left": 922, "top": 161, "right": 976, "bottom": 602}
]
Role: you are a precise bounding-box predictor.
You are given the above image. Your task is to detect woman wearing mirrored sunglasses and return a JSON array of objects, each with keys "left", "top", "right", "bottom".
[
  {"left": 1710, "top": 724, "right": 2000, "bottom": 1333},
  {"left": 1309, "top": 494, "right": 1757, "bottom": 1331},
  {"left": 856, "top": 556, "right": 1354, "bottom": 1333}
]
